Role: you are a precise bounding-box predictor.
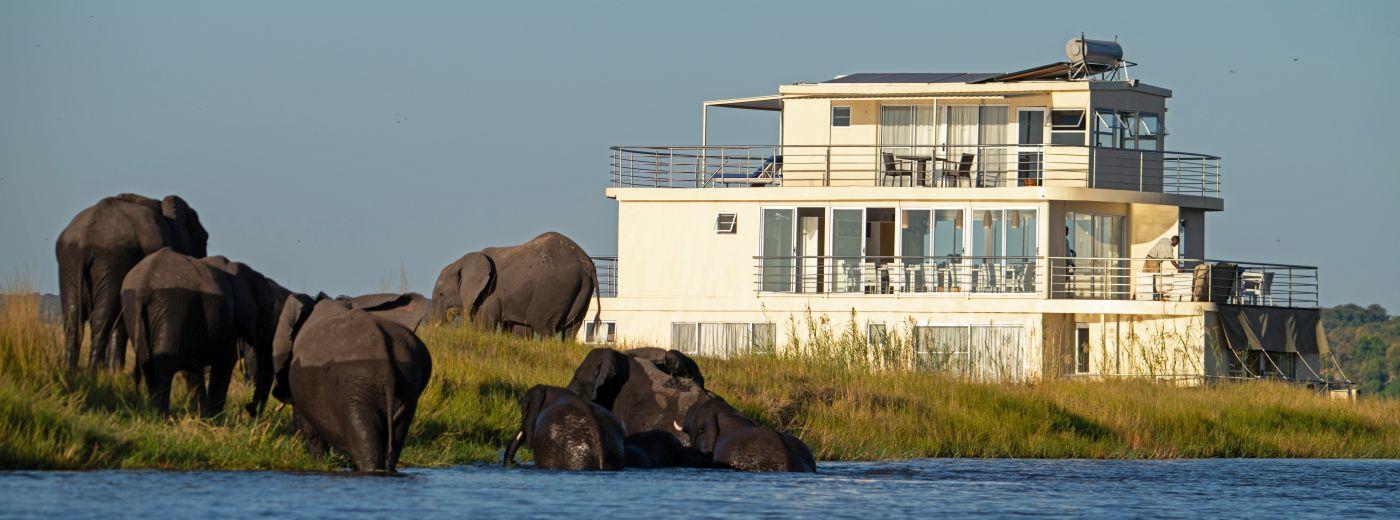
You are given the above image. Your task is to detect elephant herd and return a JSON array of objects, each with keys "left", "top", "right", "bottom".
[
  {"left": 53, "top": 193, "right": 812, "bottom": 473},
  {"left": 506, "top": 347, "right": 816, "bottom": 472}
]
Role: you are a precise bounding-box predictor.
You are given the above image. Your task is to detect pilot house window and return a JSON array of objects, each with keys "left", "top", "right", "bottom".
[{"left": 832, "top": 106, "right": 851, "bottom": 127}]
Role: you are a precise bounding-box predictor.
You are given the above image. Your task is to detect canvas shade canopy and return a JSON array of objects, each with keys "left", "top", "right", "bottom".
[{"left": 1216, "top": 305, "right": 1329, "bottom": 355}]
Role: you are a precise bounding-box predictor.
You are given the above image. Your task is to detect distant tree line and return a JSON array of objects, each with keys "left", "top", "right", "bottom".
[{"left": 1323, "top": 304, "right": 1400, "bottom": 397}]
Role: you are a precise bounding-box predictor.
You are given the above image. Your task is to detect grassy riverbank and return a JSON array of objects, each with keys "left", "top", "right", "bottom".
[{"left": 4, "top": 289, "right": 1400, "bottom": 470}]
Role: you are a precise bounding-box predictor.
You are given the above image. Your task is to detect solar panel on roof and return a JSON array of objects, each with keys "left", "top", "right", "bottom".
[{"left": 824, "top": 72, "right": 1004, "bottom": 84}]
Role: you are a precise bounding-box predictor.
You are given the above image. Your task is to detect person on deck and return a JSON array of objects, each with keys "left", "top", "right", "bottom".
[{"left": 1144, "top": 235, "right": 1180, "bottom": 300}]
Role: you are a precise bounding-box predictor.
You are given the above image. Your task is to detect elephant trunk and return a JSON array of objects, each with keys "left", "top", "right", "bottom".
[{"left": 503, "top": 430, "right": 524, "bottom": 466}]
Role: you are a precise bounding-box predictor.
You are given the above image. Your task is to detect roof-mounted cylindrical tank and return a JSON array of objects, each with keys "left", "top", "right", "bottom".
[{"left": 1066, "top": 38, "right": 1124, "bottom": 67}]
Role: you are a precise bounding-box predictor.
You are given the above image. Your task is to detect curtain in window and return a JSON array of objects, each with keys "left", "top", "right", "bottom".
[
  {"left": 978, "top": 107, "right": 1009, "bottom": 186},
  {"left": 970, "top": 325, "right": 1025, "bottom": 381},
  {"left": 761, "top": 209, "right": 794, "bottom": 292},
  {"left": 880, "top": 106, "right": 915, "bottom": 156},
  {"left": 915, "top": 106, "right": 938, "bottom": 156}
]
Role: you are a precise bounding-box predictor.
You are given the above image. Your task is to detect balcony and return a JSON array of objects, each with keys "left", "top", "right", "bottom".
[
  {"left": 611, "top": 144, "right": 1221, "bottom": 197},
  {"left": 592, "top": 256, "right": 617, "bottom": 298},
  {"left": 752, "top": 256, "right": 1317, "bottom": 308}
]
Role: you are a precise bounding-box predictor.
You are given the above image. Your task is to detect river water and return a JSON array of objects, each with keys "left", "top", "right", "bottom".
[{"left": 2, "top": 459, "right": 1397, "bottom": 518}]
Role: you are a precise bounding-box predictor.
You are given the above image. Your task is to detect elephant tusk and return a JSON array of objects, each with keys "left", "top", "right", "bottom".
[
  {"left": 673, "top": 421, "right": 682, "bottom": 431},
  {"left": 513, "top": 430, "right": 524, "bottom": 442}
]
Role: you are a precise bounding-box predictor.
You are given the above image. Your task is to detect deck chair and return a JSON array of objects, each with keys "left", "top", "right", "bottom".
[
  {"left": 882, "top": 152, "right": 911, "bottom": 187},
  {"left": 949, "top": 153, "right": 975, "bottom": 187},
  {"left": 1239, "top": 271, "right": 1274, "bottom": 305}
]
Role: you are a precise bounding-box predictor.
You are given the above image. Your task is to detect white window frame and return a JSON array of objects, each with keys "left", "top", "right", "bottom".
[
  {"left": 584, "top": 321, "right": 617, "bottom": 344},
  {"left": 715, "top": 212, "right": 737, "bottom": 234},
  {"left": 831, "top": 105, "right": 851, "bottom": 127}
]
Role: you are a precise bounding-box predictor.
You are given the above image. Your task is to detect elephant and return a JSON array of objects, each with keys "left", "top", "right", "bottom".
[
  {"left": 624, "top": 430, "right": 697, "bottom": 469},
  {"left": 57, "top": 193, "right": 209, "bottom": 373},
  {"left": 503, "top": 385, "right": 626, "bottom": 471},
  {"left": 272, "top": 292, "right": 433, "bottom": 473},
  {"left": 429, "top": 232, "right": 597, "bottom": 339},
  {"left": 622, "top": 347, "right": 705, "bottom": 388},
  {"left": 120, "top": 249, "right": 254, "bottom": 416},
  {"left": 683, "top": 394, "right": 816, "bottom": 473},
  {"left": 200, "top": 256, "right": 298, "bottom": 417},
  {"left": 566, "top": 347, "right": 709, "bottom": 446}
]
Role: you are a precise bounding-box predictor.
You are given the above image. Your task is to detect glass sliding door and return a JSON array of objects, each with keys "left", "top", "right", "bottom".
[
  {"left": 1006, "top": 209, "right": 1039, "bottom": 292},
  {"left": 900, "top": 209, "right": 932, "bottom": 292},
  {"left": 1017, "top": 108, "right": 1045, "bottom": 186},
  {"left": 972, "top": 210, "right": 1004, "bottom": 292},
  {"left": 933, "top": 209, "right": 964, "bottom": 291},
  {"left": 831, "top": 209, "right": 863, "bottom": 293},
  {"left": 978, "top": 106, "right": 1009, "bottom": 186},
  {"left": 1066, "top": 212, "right": 1125, "bottom": 298},
  {"left": 761, "top": 208, "right": 795, "bottom": 292}
]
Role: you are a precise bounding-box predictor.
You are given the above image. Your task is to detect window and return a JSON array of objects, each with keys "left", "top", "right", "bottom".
[
  {"left": 1265, "top": 351, "right": 1297, "bottom": 379},
  {"left": 584, "top": 321, "right": 616, "bottom": 344},
  {"left": 674, "top": 322, "right": 775, "bottom": 358},
  {"left": 715, "top": 213, "right": 737, "bottom": 234},
  {"left": 1093, "top": 109, "right": 1124, "bottom": 148},
  {"left": 1049, "top": 109, "right": 1085, "bottom": 146},
  {"left": 831, "top": 106, "right": 851, "bottom": 127},
  {"left": 1074, "top": 325, "right": 1090, "bottom": 373},
  {"left": 915, "top": 325, "right": 1025, "bottom": 381},
  {"left": 867, "top": 323, "right": 888, "bottom": 348},
  {"left": 1117, "top": 111, "right": 1138, "bottom": 149},
  {"left": 1137, "top": 113, "right": 1162, "bottom": 151}
]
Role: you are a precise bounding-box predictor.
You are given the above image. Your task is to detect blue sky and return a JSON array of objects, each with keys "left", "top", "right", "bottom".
[{"left": 2, "top": 0, "right": 1397, "bottom": 308}]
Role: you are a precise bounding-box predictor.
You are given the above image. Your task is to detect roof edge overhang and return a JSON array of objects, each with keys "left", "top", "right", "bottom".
[{"left": 703, "top": 95, "right": 784, "bottom": 111}]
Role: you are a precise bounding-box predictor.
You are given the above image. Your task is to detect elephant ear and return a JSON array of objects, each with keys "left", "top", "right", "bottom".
[
  {"left": 162, "top": 195, "right": 208, "bottom": 258},
  {"left": 270, "top": 292, "right": 319, "bottom": 403},
  {"left": 226, "top": 269, "right": 259, "bottom": 347},
  {"left": 457, "top": 252, "right": 495, "bottom": 317},
  {"left": 350, "top": 292, "right": 430, "bottom": 332},
  {"left": 666, "top": 349, "right": 705, "bottom": 388},
  {"left": 566, "top": 348, "right": 628, "bottom": 408}
]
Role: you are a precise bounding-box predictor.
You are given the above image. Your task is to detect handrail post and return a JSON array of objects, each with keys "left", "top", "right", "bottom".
[
  {"left": 1139, "top": 151, "right": 1144, "bottom": 191},
  {"left": 825, "top": 146, "right": 831, "bottom": 186}
]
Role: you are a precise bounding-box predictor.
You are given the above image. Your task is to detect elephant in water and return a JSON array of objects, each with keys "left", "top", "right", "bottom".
[
  {"left": 567, "top": 347, "right": 710, "bottom": 448},
  {"left": 57, "top": 193, "right": 209, "bottom": 373},
  {"left": 503, "top": 385, "right": 626, "bottom": 471},
  {"left": 683, "top": 394, "right": 816, "bottom": 473},
  {"left": 272, "top": 293, "right": 433, "bottom": 473},
  {"left": 430, "top": 232, "right": 597, "bottom": 339},
  {"left": 120, "top": 249, "right": 258, "bottom": 416}
]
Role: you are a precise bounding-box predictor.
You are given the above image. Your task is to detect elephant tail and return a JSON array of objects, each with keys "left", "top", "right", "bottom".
[
  {"left": 588, "top": 268, "right": 603, "bottom": 338},
  {"left": 384, "top": 382, "right": 396, "bottom": 471},
  {"left": 127, "top": 296, "right": 144, "bottom": 386}
]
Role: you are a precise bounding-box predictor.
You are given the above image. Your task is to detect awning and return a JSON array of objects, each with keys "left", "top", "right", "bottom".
[
  {"left": 1217, "top": 305, "right": 1330, "bottom": 355},
  {"left": 703, "top": 95, "right": 783, "bottom": 111}
]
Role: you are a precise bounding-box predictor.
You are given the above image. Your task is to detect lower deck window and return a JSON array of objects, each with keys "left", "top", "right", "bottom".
[
  {"left": 671, "top": 322, "right": 775, "bottom": 358},
  {"left": 915, "top": 325, "right": 1025, "bottom": 381},
  {"left": 1074, "top": 325, "right": 1090, "bottom": 374},
  {"left": 1226, "top": 350, "right": 1298, "bottom": 380},
  {"left": 584, "top": 321, "right": 616, "bottom": 344}
]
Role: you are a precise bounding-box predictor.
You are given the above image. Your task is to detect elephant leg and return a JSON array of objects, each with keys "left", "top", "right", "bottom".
[
  {"left": 143, "top": 357, "right": 178, "bottom": 415},
  {"left": 204, "top": 357, "right": 236, "bottom": 419},
  {"left": 106, "top": 319, "right": 129, "bottom": 370},
  {"left": 293, "top": 410, "right": 327, "bottom": 458},
  {"left": 86, "top": 282, "right": 121, "bottom": 373},
  {"left": 344, "top": 407, "right": 388, "bottom": 472},
  {"left": 386, "top": 402, "right": 417, "bottom": 471},
  {"left": 181, "top": 369, "right": 207, "bottom": 415},
  {"left": 58, "top": 261, "right": 86, "bottom": 374},
  {"left": 509, "top": 323, "right": 533, "bottom": 338}
]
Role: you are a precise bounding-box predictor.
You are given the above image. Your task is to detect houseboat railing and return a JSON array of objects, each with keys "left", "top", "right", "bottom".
[
  {"left": 753, "top": 256, "right": 1043, "bottom": 295},
  {"left": 1046, "top": 257, "right": 1318, "bottom": 308},
  {"left": 611, "top": 144, "right": 1221, "bottom": 197},
  {"left": 750, "top": 255, "right": 1318, "bottom": 308},
  {"left": 591, "top": 256, "right": 617, "bottom": 298}
]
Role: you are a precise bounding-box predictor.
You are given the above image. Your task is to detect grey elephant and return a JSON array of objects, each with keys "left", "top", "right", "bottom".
[
  {"left": 683, "top": 394, "right": 816, "bottom": 472},
  {"left": 272, "top": 293, "right": 433, "bottom": 473},
  {"left": 624, "top": 430, "right": 695, "bottom": 469},
  {"left": 503, "top": 385, "right": 626, "bottom": 471},
  {"left": 120, "top": 249, "right": 255, "bottom": 416},
  {"left": 200, "top": 256, "right": 299, "bottom": 417},
  {"left": 429, "top": 232, "right": 597, "bottom": 339},
  {"left": 567, "top": 347, "right": 710, "bottom": 446},
  {"left": 57, "top": 193, "right": 209, "bottom": 372}
]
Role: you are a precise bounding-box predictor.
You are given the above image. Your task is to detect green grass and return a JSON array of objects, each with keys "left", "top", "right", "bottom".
[{"left": 4, "top": 286, "right": 1400, "bottom": 470}]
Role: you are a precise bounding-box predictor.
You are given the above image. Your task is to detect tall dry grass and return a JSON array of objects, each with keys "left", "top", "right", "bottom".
[{"left": 4, "top": 276, "right": 1400, "bottom": 469}]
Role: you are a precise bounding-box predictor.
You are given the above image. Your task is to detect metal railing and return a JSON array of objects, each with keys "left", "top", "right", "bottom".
[
  {"left": 1047, "top": 257, "right": 1319, "bottom": 308},
  {"left": 592, "top": 256, "right": 617, "bottom": 298},
  {"left": 753, "top": 256, "right": 1043, "bottom": 295},
  {"left": 748, "top": 255, "right": 1319, "bottom": 308},
  {"left": 611, "top": 144, "right": 1221, "bottom": 197}
]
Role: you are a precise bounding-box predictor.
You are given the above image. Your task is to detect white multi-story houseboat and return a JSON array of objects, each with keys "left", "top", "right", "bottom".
[{"left": 583, "top": 39, "right": 1334, "bottom": 385}]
